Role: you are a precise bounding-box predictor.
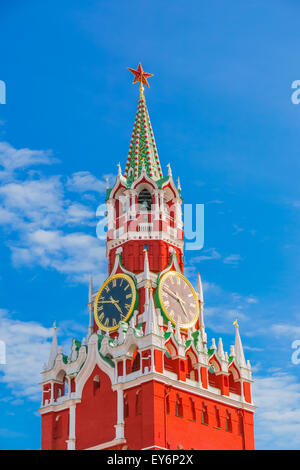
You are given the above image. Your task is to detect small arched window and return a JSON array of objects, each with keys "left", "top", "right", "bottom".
[
  {"left": 201, "top": 402, "right": 209, "bottom": 425},
  {"left": 238, "top": 412, "right": 244, "bottom": 435},
  {"left": 135, "top": 390, "right": 142, "bottom": 415},
  {"left": 175, "top": 394, "right": 183, "bottom": 418},
  {"left": 124, "top": 394, "right": 129, "bottom": 418},
  {"left": 138, "top": 189, "right": 152, "bottom": 211},
  {"left": 54, "top": 415, "right": 62, "bottom": 439},
  {"left": 166, "top": 394, "right": 170, "bottom": 414},
  {"left": 93, "top": 375, "right": 100, "bottom": 394},
  {"left": 226, "top": 410, "right": 232, "bottom": 432},
  {"left": 190, "top": 398, "right": 196, "bottom": 421},
  {"left": 132, "top": 353, "right": 140, "bottom": 373},
  {"left": 215, "top": 406, "right": 221, "bottom": 428}
]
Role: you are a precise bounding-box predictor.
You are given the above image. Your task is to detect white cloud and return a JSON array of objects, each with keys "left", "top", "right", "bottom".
[
  {"left": 271, "top": 324, "right": 300, "bottom": 338},
  {"left": 65, "top": 203, "right": 95, "bottom": 224},
  {"left": 246, "top": 296, "right": 258, "bottom": 304},
  {"left": 232, "top": 224, "right": 244, "bottom": 235},
  {"left": 11, "top": 229, "right": 106, "bottom": 285},
  {"left": 0, "top": 310, "right": 52, "bottom": 401},
  {"left": 0, "top": 176, "right": 65, "bottom": 230},
  {"left": 0, "top": 140, "right": 111, "bottom": 284},
  {"left": 244, "top": 345, "right": 264, "bottom": 352},
  {"left": 0, "top": 141, "right": 57, "bottom": 178},
  {"left": 206, "top": 200, "right": 224, "bottom": 204},
  {"left": 223, "top": 254, "right": 242, "bottom": 265},
  {"left": 191, "top": 248, "right": 222, "bottom": 262},
  {"left": 188, "top": 248, "right": 242, "bottom": 266},
  {"left": 0, "top": 310, "right": 88, "bottom": 402},
  {"left": 66, "top": 171, "right": 108, "bottom": 193},
  {"left": 253, "top": 372, "right": 300, "bottom": 449}
]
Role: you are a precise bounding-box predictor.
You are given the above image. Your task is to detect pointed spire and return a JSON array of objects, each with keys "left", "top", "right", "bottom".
[
  {"left": 175, "top": 323, "right": 182, "bottom": 344},
  {"left": 234, "top": 321, "right": 246, "bottom": 368},
  {"left": 167, "top": 163, "right": 172, "bottom": 177},
  {"left": 142, "top": 248, "right": 151, "bottom": 282},
  {"left": 48, "top": 321, "right": 58, "bottom": 369},
  {"left": 197, "top": 273, "right": 206, "bottom": 343},
  {"left": 88, "top": 275, "right": 93, "bottom": 338},
  {"left": 117, "top": 162, "right": 122, "bottom": 177},
  {"left": 210, "top": 337, "right": 217, "bottom": 350},
  {"left": 144, "top": 283, "right": 158, "bottom": 335},
  {"left": 70, "top": 338, "right": 78, "bottom": 362},
  {"left": 106, "top": 176, "right": 109, "bottom": 189},
  {"left": 196, "top": 331, "right": 204, "bottom": 352},
  {"left": 218, "top": 338, "right": 225, "bottom": 360},
  {"left": 177, "top": 177, "right": 181, "bottom": 191},
  {"left": 124, "top": 70, "right": 163, "bottom": 181},
  {"left": 197, "top": 273, "right": 204, "bottom": 304}
]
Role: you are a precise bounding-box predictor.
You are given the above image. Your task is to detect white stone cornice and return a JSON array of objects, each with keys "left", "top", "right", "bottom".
[
  {"left": 85, "top": 438, "right": 126, "bottom": 451},
  {"left": 39, "top": 397, "right": 81, "bottom": 414},
  {"left": 106, "top": 231, "right": 184, "bottom": 253},
  {"left": 111, "top": 371, "right": 256, "bottom": 412}
]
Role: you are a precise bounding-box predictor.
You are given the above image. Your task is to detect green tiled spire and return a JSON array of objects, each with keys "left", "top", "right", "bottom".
[{"left": 124, "top": 87, "right": 163, "bottom": 182}]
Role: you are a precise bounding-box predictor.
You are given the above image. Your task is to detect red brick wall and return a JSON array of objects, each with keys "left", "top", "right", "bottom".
[{"left": 75, "top": 365, "right": 117, "bottom": 449}]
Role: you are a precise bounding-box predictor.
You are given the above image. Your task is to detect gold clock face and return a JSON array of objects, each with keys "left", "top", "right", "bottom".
[
  {"left": 158, "top": 271, "right": 199, "bottom": 329},
  {"left": 94, "top": 273, "right": 136, "bottom": 332}
]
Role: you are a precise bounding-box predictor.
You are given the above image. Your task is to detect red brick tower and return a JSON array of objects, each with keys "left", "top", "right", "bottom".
[{"left": 40, "top": 64, "right": 255, "bottom": 450}]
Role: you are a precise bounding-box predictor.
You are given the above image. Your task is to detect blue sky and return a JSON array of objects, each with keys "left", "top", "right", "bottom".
[{"left": 1, "top": 0, "right": 300, "bottom": 450}]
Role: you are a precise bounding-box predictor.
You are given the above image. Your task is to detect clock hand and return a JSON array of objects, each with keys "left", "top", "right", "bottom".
[
  {"left": 174, "top": 291, "right": 186, "bottom": 305},
  {"left": 177, "top": 296, "right": 188, "bottom": 318},
  {"left": 163, "top": 285, "right": 182, "bottom": 301},
  {"left": 173, "top": 291, "right": 189, "bottom": 318},
  {"left": 109, "top": 296, "right": 123, "bottom": 315},
  {"left": 163, "top": 286, "right": 187, "bottom": 306}
]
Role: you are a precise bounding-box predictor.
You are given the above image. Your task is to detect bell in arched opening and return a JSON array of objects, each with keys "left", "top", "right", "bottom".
[{"left": 138, "top": 188, "right": 152, "bottom": 211}]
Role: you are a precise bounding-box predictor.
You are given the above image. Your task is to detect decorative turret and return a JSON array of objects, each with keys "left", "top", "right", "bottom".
[
  {"left": 88, "top": 275, "right": 93, "bottom": 338},
  {"left": 144, "top": 283, "right": 158, "bottom": 336},
  {"left": 197, "top": 273, "right": 207, "bottom": 343},
  {"left": 47, "top": 322, "right": 58, "bottom": 370},
  {"left": 233, "top": 320, "right": 246, "bottom": 368}
]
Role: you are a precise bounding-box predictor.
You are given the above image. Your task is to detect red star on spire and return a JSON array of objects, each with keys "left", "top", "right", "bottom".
[{"left": 127, "top": 63, "right": 153, "bottom": 88}]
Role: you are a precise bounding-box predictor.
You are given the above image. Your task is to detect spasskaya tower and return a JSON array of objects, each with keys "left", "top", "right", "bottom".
[{"left": 40, "top": 64, "right": 255, "bottom": 451}]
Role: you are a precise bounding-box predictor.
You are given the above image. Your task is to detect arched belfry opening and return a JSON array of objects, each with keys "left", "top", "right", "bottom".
[{"left": 138, "top": 188, "right": 152, "bottom": 211}]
